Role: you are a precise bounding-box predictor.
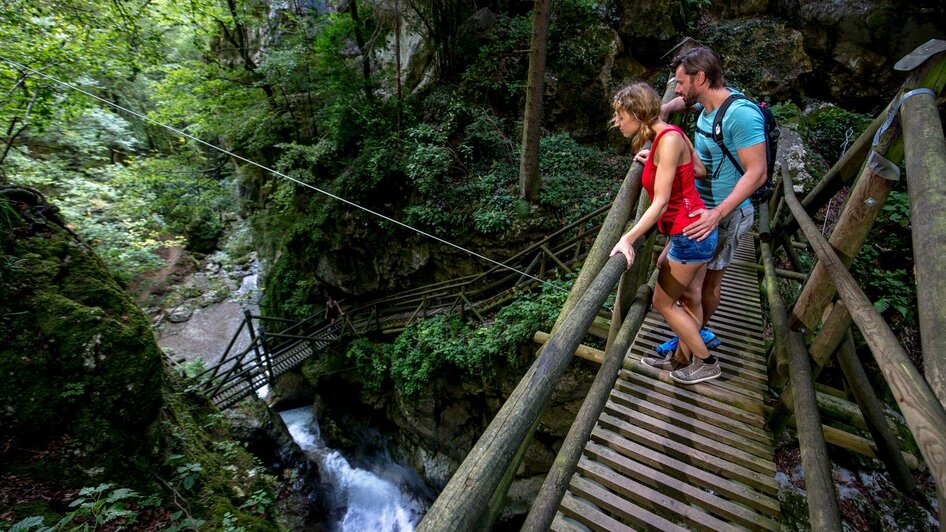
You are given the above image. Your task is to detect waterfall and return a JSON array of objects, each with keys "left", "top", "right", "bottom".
[{"left": 279, "top": 406, "right": 432, "bottom": 531}]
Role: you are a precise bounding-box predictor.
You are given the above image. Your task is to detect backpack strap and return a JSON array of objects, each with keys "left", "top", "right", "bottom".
[{"left": 712, "top": 93, "right": 746, "bottom": 177}]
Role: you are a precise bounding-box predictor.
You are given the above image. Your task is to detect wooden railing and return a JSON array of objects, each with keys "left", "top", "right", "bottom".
[{"left": 761, "top": 39, "right": 946, "bottom": 530}]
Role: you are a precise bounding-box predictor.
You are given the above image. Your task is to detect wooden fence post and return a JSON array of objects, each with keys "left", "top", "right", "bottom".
[
  {"left": 416, "top": 255, "right": 627, "bottom": 531},
  {"left": 781, "top": 159, "right": 946, "bottom": 525},
  {"left": 901, "top": 86, "right": 946, "bottom": 410}
]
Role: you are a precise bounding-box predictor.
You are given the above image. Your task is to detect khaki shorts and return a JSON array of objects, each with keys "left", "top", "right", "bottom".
[{"left": 707, "top": 204, "right": 754, "bottom": 271}]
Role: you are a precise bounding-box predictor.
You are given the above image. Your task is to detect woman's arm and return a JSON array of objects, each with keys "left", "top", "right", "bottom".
[{"left": 610, "top": 132, "right": 682, "bottom": 268}]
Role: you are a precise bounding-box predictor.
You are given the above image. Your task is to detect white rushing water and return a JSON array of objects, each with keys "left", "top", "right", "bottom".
[{"left": 279, "top": 406, "right": 430, "bottom": 531}]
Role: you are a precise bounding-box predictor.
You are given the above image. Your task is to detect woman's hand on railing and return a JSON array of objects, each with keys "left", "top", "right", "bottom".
[{"left": 609, "top": 236, "right": 636, "bottom": 270}]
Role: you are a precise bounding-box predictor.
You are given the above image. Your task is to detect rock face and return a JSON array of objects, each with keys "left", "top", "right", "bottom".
[
  {"left": 697, "top": 18, "right": 812, "bottom": 102},
  {"left": 781, "top": 0, "right": 945, "bottom": 107},
  {"left": 0, "top": 190, "right": 164, "bottom": 481},
  {"left": 310, "top": 354, "right": 597, "bottom": 520}
]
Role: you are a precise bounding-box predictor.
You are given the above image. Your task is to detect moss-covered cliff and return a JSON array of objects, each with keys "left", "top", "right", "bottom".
[{"left": 0, "top": 189, "right": 291, "bottom": 530}]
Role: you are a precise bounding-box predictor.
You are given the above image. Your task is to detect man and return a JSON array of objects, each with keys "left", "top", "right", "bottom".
[{"left": 652, "top": 46, "right": 768, "bottom": 367}]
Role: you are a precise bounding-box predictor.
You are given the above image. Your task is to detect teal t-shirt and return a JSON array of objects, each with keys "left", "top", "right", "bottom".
[{"left": 693, "top": 90, "right": 765, "bottom": 210}]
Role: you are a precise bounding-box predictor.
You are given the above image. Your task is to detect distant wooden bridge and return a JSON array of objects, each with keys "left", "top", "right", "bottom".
[
  {"left": 193, "top": 204, "right": 610, "bottom": 409},
  {"left": 193, "top": 40, "right": 946, "bottom": 530}
]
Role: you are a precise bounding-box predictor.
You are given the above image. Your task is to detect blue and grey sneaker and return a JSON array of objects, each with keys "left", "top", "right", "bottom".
[{"left": 654, "top": 327, "right": 721, "bottom": 356}]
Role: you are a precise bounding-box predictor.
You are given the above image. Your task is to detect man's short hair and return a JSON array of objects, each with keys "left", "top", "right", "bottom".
[{"left": 670, "top": 46, "right": 725, "bottom": 89}]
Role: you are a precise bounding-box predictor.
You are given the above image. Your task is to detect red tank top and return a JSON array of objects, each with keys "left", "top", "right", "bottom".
[{"left": 641, "top": 125, "right": 705, "bottom": 235}]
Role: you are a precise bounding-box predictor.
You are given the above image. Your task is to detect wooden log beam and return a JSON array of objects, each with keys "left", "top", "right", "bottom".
[
  {"left": 781, "top": 159, "right": 946, "bottom": 522},
  {"left": 791, "top": 48, "right": 946, "bottom": 332},
  {"left": 837, "top": 332, "right": 916, "bottom": 492},
  {"left": 784, "top": 419, "right": 919, "bottom": 470},
  {"left": 784, "top": 331, "right": 842, "bottom": 531},
  {"left": 417, "top": 254, "right": 627, "bottom": 531},
  {"left": 810, "top": 300, "right": 855, "bottom": 380},
  {"left": 902, "top": 88, "right": 946, "bottom": 410},
  {"left": 790, "top": 141, "right": 899, "bottom": 331},
  {"left": 759, "top": 202, "right": 790, "bottom": 390},
  {"left": 523, "top": 282, "right": 654, "bottom": 531}
]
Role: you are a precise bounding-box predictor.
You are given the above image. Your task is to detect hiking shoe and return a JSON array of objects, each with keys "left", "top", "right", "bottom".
[
  {"left": 642, "top": 353, "right": 677, "bottom": 371},
  {"left": 670, "top": 356, "right": 722, "bottom": 384},
  {"left": 654, "top": 327, "right": 721, "bottom": 356}
]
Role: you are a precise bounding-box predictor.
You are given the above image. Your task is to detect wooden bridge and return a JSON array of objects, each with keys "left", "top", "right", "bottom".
[
  {"left": 190, "top": 40, "right": 946, "bottom": 529},
  {"left": 415, "top": 40, "right": 946, "bottom": 531}
]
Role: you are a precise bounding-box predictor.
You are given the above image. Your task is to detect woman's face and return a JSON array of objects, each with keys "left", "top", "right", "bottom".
[{"left": 614, "top": 109, "right": 640, "bottom": 138}]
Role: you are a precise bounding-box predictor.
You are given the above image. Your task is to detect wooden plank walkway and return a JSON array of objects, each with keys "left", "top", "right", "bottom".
[{"left": 555, "top": 235, "right": 782, "bottom": 531}]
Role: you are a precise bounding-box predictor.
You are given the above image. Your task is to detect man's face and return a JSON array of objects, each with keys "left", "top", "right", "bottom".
[{"left": 674, "top": 65, "right": 702, "bottom": 107}]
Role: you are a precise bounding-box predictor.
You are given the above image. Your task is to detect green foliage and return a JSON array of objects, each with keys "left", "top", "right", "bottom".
[
  {"left": 770, "top": 102, "right": 804, "bottom": 129},
  {"left": 548, "top": 0, "right": 613, "bottom": 86},
  {"left": 166, "top": 454, "right": 203, "bottom": 492},
  {"left": 538, "top": 133, "right": 623, "bottom": 218},
  {"left": 345, "top": 280, "right": 570, "bottom": 396},
  {"left": 851, "top": 189, "right": 916, "bottom": 331},
  {"left": 461, "top": 15, "right": 531, "bottom": 105},
  {"left": 804, "top": 104, "right": 872, "bottom": 165},
  {"left": 58, "top": 483, "right": 141, "bottom": 530},
  {"left": 239, "top": 490, "right": 274, "bottom": 516}
]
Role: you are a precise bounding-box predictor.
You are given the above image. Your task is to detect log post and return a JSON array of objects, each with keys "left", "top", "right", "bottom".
[
  {"left": 809, "top": 300, "right": 854, "bottom": 379},
  {"left": 759, "top": 202, "right": 790, "bottom": 390},
  {"left": 790, "top": 138, "right": 900, "bottom": 331},
  {"left": 416, "top": 255, "right": 628, "bottom": 531},
  {"left": 836, "top": 331, "right": 916, "bottom": 492},
  {"left": 782, "top": 159, "right": 946, "bottom": 523},
  {"left": 901, "top": 87, "right": 946, "bottom": 410},
  {"left": 785, "top": 331, "right": 842, "bottom": 531}
]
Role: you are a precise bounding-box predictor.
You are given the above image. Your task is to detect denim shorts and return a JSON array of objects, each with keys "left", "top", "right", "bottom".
[{"left": 667, "top": 229, "right": 719, "bottom": 265}]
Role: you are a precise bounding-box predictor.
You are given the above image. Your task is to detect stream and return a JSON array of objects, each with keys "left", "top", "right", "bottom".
[{"left": 280, "top": 406, "right": 432, "bottom": 531}]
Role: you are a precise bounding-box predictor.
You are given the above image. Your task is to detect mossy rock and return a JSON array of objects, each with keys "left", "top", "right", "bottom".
[
  {"left": 698, "top": 18, "right": 812, "bottom": 102},
  {"left": 0, "top": 221, "right": 164, "bottom": 483}
]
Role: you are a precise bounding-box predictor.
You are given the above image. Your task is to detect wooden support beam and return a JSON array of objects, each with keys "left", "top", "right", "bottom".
[
  {"left": 791, "top": 45, "right": 946, "bottom": 333},
  {"left": 837, "top": 332, "right": 916, "bottom": 492},
  {"left": 790, "top": 140, "right": 899, "bottom": 331},
  {"left": 902, "top": 86, "right": 946, "bottom": 411},
  {"left": 784, "top": 331, "right": 842, "bottom": 531},
  {"left": 417, "top": 255, "right": 628, "bottom": 531},
  {"left": 809, "top": 300, "right": 854, "bottom": 378},
  {"left": 759, "top": 202, "right": 790, "bottom": 390},
  {"left": 523, "top": 282, "right": 654, "bottom": 531},
  {"left": 781, "top": 158, "right": 946, "bottom": 522},
  {"left": 542, "top": 244, "right": 573, "bottom": 274}
]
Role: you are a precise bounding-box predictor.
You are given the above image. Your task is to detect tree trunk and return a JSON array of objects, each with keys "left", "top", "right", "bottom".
[{"left": 518, "top": 0, "right": 550, "bottom": 202}]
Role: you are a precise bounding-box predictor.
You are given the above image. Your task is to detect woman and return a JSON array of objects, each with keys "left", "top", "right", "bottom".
[{"left": 608, "top": 82, "right": 722, "bottom": 384}]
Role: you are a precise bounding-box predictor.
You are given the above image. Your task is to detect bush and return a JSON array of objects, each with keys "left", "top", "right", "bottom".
[
  {"left": 344, "top": 279, "right": 571, "bottom": 397},
  {"left": 804, "top": 104, "right": 872, "bottom": 165}
]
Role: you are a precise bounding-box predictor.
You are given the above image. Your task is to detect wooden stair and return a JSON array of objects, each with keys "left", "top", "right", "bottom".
[{"left": 555, "top": 235, "right": 782, "bottom": 530}]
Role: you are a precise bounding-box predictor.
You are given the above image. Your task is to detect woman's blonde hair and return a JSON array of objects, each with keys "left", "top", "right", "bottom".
[{"left": 610, "top": 82, "right": 661, "bottom": 152}]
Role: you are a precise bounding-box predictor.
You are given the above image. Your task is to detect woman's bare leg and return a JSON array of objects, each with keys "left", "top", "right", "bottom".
[{"left": 653, "top": 261, "right": 710, "bottom": 360}]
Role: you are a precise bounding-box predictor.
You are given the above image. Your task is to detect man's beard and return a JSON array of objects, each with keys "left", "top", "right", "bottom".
[{"left": 681, "top": 89, "right": 698, "bottom": 107}]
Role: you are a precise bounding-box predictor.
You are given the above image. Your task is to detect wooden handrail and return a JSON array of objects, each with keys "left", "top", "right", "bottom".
[
  {"left": 522, "top": 274, "right": 656, "bottom": 530},
  {"left": 416, "top": 254, "right": 629, "bottom": 530},
  {"left": 781, "top": 159, "right": 946, "bottom": 522}
]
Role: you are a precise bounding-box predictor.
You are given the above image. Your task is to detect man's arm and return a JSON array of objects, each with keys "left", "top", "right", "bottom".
[
  {"left": 682, "top": 141, "right": 766, "bottom": 240},
  {"left": 660, "top": 96, "right": 688, "bottom": 121}
]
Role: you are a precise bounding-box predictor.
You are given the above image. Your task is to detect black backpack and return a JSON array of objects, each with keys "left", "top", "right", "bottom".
[{"left": 696, "top": 93, "right": 780, "bottom": 201}]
